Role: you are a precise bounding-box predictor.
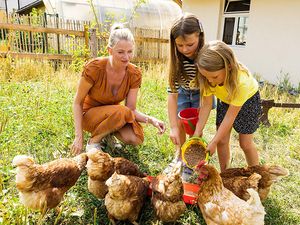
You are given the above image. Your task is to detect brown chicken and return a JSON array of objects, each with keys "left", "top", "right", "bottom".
[
  {"left": 12, "top": 153, "right": 87, "bottom": 212},
  {"left": 196, "top": 161, "right": 266, "bottom": 225},
  {"left": 220, "top": 164, "right": 289, "bottom": 201},
  {"left": 151, "top": 161, "right": 186, "bottom": 222},
  {"left": 104, "top": 172, "right": 149, "bottom": 225},
  {"left": 86, "top": 148, "right": 145, "bottom": 199}
]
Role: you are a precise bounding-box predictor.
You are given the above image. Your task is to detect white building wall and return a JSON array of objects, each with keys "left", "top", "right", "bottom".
[
  {"left": 182, "top": 0, "right": 222, "bottom": 42},
  {"left": 240, "top": 0, "right": 300, "bottom": 85},
  {"left": 183, "top": 0, "right": 300, "bottom": 86}
]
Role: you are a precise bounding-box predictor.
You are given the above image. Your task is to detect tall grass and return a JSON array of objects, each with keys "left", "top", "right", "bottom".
[{"left": 0, "top": 58, "right": 299, "bottom": 224}]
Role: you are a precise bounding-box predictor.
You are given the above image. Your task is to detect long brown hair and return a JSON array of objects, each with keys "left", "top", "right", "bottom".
[
  {"left": 168, "top": 13, "right": 205, "bottom": 92},
  {"left": 196, "top": 40, "right": 250, "bottom": 102}
]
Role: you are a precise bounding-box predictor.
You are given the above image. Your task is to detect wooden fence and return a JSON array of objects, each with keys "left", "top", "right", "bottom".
[{"left": 0, "top": 13, "right": 170, "bottom": 62}]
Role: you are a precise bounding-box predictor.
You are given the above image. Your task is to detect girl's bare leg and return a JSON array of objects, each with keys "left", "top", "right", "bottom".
[
  {"left": 239, "top": 133, "right": 259, "bottom": 166},
  {"left": 217, "top": 128, "right": 232, "bottom": 172},
  {"left": 177, "top": 119, "right": 187, "bottom": 160}
]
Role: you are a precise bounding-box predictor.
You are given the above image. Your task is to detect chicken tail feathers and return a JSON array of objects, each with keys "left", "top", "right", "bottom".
[
  {"left": 73, "top": 153, "right": 88, "bottom": 171},
  {"left": 12, "top": 155, "right": 35, "bottom": 167},
  {"left": 268, "top": 165, "right": 289, "bottom": 182},
  {"left": 246, "top": 188, "right": 264, "bottom": 209},
  {"left": 248, "top": 173, "right": 262, "bottom": 187},
  {"left": 87, "top": 148, "right": 111, "bottom": 162}
]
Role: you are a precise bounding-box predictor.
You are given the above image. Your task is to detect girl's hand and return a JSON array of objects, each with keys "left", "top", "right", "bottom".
[
  {"left": 207, "top": 141, "right": 217, "bottom": 156},
  {"left": 169, "top": 127, "right": 181, "bottom": 145},
  {"left": 150, "top": 117, "right": 166, "bottom": 134},
  {"left": 193, "top": 130, "right": 203, "bottom": 138},
  {"left": 71, "top": 136, "right": 83, "bottom": 155}
]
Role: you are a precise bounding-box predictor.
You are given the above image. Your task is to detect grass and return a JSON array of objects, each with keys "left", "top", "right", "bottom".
[{"left": 0, "top": 57, "right": 299, "bottom": 224}]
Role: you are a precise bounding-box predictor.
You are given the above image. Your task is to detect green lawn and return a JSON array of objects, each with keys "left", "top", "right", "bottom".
[{"left": 0, "top": 59, "right": 299, "bottom": 224}]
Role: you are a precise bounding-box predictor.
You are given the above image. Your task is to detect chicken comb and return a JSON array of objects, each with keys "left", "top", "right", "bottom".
[{"left": 196, "top": 160, "right": 207, "bottom": 170}]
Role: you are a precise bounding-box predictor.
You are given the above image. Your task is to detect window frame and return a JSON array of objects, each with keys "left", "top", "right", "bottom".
[
  {"left": 224, "top": 0, "right": 250, "bottom": 14},
  {"left": 221, "top": 0, "right": 250, "bottom": 47}
]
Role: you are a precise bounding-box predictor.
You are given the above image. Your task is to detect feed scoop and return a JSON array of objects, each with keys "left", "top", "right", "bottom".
[{"left": 181, "top": 136, "right": 210, "bottom": 169}]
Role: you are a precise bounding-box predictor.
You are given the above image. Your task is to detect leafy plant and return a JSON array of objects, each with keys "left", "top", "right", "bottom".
[{"left": 277, "top": 71, "right": 292, "bottom": 91}]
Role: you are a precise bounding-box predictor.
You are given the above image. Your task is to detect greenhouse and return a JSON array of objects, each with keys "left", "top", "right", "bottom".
[
  {"left": 44, "top": 0, "right": 181, "bottom": 30},
  {"left": 1, "top": 0, "right": 182, "bottom": 61},
  {"left": 43, "top": 0, "right": 182, "bottom": 60}
]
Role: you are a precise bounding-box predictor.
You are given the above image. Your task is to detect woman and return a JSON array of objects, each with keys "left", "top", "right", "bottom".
[{"left": 71, "top": 24, "right": 166, "bottom": 155}]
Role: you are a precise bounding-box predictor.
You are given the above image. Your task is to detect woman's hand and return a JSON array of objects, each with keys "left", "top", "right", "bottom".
[
  {"left": 71, "top": 136, "right": 83, "bottom": 155},
  {"left": 169, "top": 127, "right": 181, "bottom": 145},
  {"left": 150, "top": 117, "right": 166, "bottom": 134}
]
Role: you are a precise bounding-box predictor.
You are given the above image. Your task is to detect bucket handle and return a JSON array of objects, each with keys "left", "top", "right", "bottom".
[{"left": 187, "top": 120, "right": 196, "bottom": 132}]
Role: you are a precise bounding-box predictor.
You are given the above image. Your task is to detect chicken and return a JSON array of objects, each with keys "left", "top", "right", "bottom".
[
  {"left": 196, "top": 161, "right": 266, "bottom": 225},
  {"left": 12, "top": 153, "right": 87, "bottom": 212},
  {"left": 151, "top": 161, "right": 186, "bottom": 222},
  {"left": 104, "top": 172, "right": 149, "bottom": 225},
  {"left": 221, "top": 172, "right": 262, "bottom": 200},
  {"left": 86, "top": 149, "right": 114, "bottom": 199},
  {"left": 220, "top": 164, "right": 289, "bottom": 201},
  {"left": 86, "top": 148, "right": 145, "bottom": 199}
]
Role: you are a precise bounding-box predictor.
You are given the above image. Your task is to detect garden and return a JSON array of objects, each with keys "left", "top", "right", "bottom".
[{"left": 0, "top": 57, "right": 299, "bottom": 224}]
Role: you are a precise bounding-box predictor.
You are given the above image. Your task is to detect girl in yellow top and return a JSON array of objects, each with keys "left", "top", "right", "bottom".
[{"left": 194, "top": 40, "right": 261, "bottom": 172}]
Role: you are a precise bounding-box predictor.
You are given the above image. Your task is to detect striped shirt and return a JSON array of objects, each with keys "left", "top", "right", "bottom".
[{"left": 168, "top": 58, "right": 199, "bottom": 93}]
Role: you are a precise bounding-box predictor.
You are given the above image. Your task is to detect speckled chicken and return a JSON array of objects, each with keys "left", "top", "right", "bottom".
[
  {"left": 196, "top": 161, "right": 266, "bottom": 225},
  {"left": 12, "top": 153, "right": 87, "bottom": 212},
  {"left": 220, "top": 164, "right": 289, "bottom": 201},
  {"left": 151, "top": 161, "right": 186, "bottom": 222},
  {"left": 86, "top": 148, "right": 145, "bottom": 199},
  {"left": 104, "top": 172, "right": 149, "bottom": 225}
]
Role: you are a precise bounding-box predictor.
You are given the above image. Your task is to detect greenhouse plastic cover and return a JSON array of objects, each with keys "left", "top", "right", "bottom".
[{"left": 43, "top": 0, "right": 182, "bottom": 30}]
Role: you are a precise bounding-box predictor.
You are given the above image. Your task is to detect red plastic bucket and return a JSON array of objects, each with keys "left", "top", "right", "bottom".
[{"left": 178, "top": 107, "right": 199, "bottom": 135}]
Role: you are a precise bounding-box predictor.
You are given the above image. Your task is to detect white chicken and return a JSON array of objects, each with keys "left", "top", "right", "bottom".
[{"left": 196, "top": 161, "right": 266, "bottom": 225}]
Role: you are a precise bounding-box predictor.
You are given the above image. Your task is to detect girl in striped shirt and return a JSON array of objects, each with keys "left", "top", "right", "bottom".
[{"left": 166, "top": 13, "right": 214, "bottom": 180}]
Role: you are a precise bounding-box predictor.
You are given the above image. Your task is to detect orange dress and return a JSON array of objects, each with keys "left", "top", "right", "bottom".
[{"left": 81, "top": 57, "right": 144, "bottom": 142}]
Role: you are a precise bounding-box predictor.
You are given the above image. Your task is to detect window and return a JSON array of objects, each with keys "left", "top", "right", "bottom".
[{"left": 222, "top": 0, "right": 250, "bottom": 46}]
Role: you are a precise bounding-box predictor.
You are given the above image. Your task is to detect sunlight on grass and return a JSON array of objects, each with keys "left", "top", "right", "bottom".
[{"left": 0, "top": 58, "right": 299, "bottom": 224}]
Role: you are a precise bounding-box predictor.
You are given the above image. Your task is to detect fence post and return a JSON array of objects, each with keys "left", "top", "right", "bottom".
[
  {"left": 260, "top": 100, "right": 274, "bottom": 127},
  {"left": 84, "top": 25, "right": 89, "bottom": 59},
  {"left": 43, "top": 12, "right": 48, "bottom": 53},
  {"left": 28, "top": 16, "right": 33, "bottom": 53},
  {"left": 89, "top": 28, "right": 97, "bottom": 58},
  {"left": 56, "top": 13, "right": 60, "bottom": 54}
]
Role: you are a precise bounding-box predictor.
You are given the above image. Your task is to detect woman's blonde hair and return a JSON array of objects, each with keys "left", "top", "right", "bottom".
[
  {"left": 168, "top": 13, "right": 205, "bottom": 92},
  {"left": 108, "top": 23, "right": 135, "bottom": 48},
  {"left": 196, "top": 40, "right": 249, "bottom": 102}
]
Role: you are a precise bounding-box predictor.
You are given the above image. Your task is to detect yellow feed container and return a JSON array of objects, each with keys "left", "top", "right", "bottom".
[{"left": 181, "top": 137, "right": 210, "bottom": 169}]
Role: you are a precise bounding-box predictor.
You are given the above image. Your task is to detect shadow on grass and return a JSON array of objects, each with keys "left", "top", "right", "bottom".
[
  {"left": 105, "top": 144, "right": 152, "bottom": 175},
  {"left": 264, "top": 197, "right": 299, "bottom": 225}
]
